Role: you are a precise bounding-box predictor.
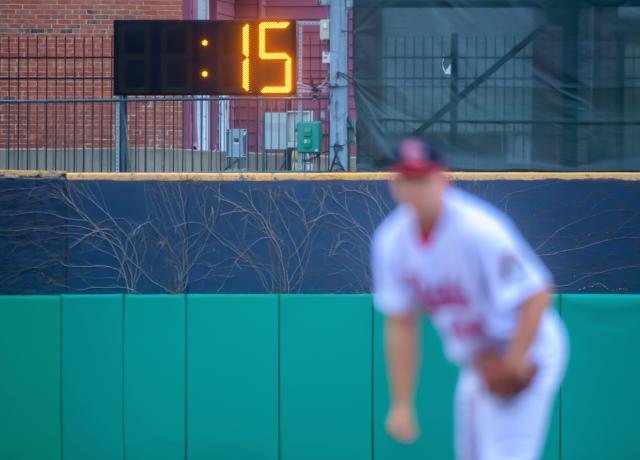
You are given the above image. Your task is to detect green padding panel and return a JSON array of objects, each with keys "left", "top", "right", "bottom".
[
  {"left": 542, "top": 394, "right": 561, "bottom": 460},
  {"left": 373, "top": 311, "right": 457, "bottom": 460},
  {"left": 124, "top": 295, "right": 185, "bottom": 460},
  {"left": 373, "top": 295, "right": 561, "bottom": 460},
  {"left": 280, "top": 295, "right": 372, "bottom": 460},
  {"left": 187, "top": 295, "right": 278, "bottom": 460},
  {"left": 561, "top": 294, "right": 640, "bottom": 460},
  {"left": 540, "top": 295, "right": 561, "bottom": 460},
  {"left": 0, "top": 296, "right": 61, "bottom": 460},
  {"left": 62, "top": 294, "right": 124, "bottom": 460}
]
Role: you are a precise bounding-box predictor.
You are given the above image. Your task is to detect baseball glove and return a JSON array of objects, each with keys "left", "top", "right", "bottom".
[{"left": 475, "top": 349, "right": 537, "bottom": 399}]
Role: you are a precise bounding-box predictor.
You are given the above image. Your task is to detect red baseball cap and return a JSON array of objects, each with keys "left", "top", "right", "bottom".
[{"left": 389, "top": 134, "right": 446, "bottom": 178}]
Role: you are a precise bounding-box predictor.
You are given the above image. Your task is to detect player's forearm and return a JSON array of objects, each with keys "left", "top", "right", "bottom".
[
  {"left": 505, "top": 288, "right": 552, "bottom": 371},
  {"left": 384, "top": 314, "right": 420, "bottom": 406}
]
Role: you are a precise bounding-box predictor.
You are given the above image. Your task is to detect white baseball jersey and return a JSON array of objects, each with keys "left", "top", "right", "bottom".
[{"left": 372, "top": 186, "right": 563, "bottom": 367}]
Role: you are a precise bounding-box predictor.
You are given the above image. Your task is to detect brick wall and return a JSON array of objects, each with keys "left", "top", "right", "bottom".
[
  {"left": 213, "top": 0, "right": 235, "bottom": 20},
  {"left": 0, "top": 1, "right": 185, "bottom": 154},
  {"left": 0, "top": 1, "right": 183, "bottom": 35}
]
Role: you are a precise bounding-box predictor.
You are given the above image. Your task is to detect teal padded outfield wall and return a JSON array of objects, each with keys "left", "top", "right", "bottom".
[{"left": 0, "top": 294, "right": 639, "bottom": 460}]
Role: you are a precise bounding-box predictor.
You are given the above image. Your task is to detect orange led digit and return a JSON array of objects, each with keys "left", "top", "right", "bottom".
[
  {"left": 242, "top": 23, "right": 250, "bottom": 92},
  {"left": 114, "top": 20, "right": 296, "bottom": 96},
  {"left": 258, "top": 21, "right": 293, "bottom": 94}
]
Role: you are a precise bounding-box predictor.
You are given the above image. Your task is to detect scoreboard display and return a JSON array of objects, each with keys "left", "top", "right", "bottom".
[{"left": 114, "top": 20, "right": 296, "bottom": 96}]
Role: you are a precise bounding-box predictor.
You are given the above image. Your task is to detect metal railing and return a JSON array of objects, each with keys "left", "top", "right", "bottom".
[
  {"left": 0, "top": 95, "right": 331, "bottom": 172},
  {"left": 0, "top": 24, "right": 335, "bottom": 172}
]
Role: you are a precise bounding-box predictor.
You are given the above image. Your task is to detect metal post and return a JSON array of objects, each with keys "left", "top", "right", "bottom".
[
  {"left": 616, "top": 30, "right": 626, "bottom": 167},
  {"left": 329, "top": 0, "right": 349, "bottom": 171},
  {"left": 114, "top": 95, "right": 127, "bottom": 172},
  {"left": 450, "top": 33, "right": 459, "bottom": 145},
  {"left": 561, "top": 7, "right": 579, "bottom": 168},
  {"left": 197, "top": 0, "right": 211, "bottom": 152}
]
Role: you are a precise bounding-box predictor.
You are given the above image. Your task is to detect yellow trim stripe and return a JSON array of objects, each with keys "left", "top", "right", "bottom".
[{"left": 2, "top": 170, "right": 640, "bottom": 181}]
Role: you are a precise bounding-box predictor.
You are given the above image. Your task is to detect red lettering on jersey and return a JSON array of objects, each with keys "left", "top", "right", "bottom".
[
  {"left": 451, "top": 320, "right": 485, "bottom": 339},
  {"left": 404, "top": 276, "right": 469, "bottom": 314}
]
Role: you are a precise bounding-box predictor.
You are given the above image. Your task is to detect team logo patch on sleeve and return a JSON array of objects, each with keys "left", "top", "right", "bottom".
[{"left": 499, "top": 252, "right": 525, "bottom": 282}]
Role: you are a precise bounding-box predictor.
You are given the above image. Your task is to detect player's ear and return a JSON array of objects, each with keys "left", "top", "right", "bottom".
[
  {"left": 431, "top": 171, "right": 449, "bottom": 192},
  {"left": 435, "top": 170, "right": 448, "bottom": 184},
  {"left": 388, "top": 177, "right": 401, "bottom": 201}
]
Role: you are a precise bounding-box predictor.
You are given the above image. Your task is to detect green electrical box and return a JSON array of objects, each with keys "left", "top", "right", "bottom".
[{"left": 296, "top": 121, "right": 322, "bottom": 153}]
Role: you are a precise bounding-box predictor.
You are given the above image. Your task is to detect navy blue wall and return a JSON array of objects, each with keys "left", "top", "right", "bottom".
[{"left": 1, "top": 178, "right": 639, "bottom": 294}]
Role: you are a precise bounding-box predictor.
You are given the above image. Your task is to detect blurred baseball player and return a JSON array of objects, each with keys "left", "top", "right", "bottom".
[{"left": 371, "top": 135, "right": 569, "bottom": 460}]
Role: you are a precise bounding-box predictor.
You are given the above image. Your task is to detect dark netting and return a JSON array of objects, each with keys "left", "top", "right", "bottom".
[{"left": 354, "top": 0, "right": 640, "bottom": 171}]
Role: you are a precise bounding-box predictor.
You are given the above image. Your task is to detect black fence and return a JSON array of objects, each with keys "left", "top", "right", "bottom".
[
  {"left": 354, "top": 2, "right": 640, "bottom": 171},
  {"left": 0, "top": 24, "right": 336, "bottom": 172},
  {"left": 0, "top": 95, "right": 330, "bottom": 172}
]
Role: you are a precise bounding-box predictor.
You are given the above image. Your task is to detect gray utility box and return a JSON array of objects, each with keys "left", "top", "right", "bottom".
[
  {"left": 227, "top": 128, "right": 248, "bottom": 158},
  {"left": 226, "top": 128, "right": 248, "bottom": 171}
]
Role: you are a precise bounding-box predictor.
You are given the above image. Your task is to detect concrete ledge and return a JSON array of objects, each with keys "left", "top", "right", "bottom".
[{"left": 2, "top": 170, "right": 640, "bottom": 181}]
